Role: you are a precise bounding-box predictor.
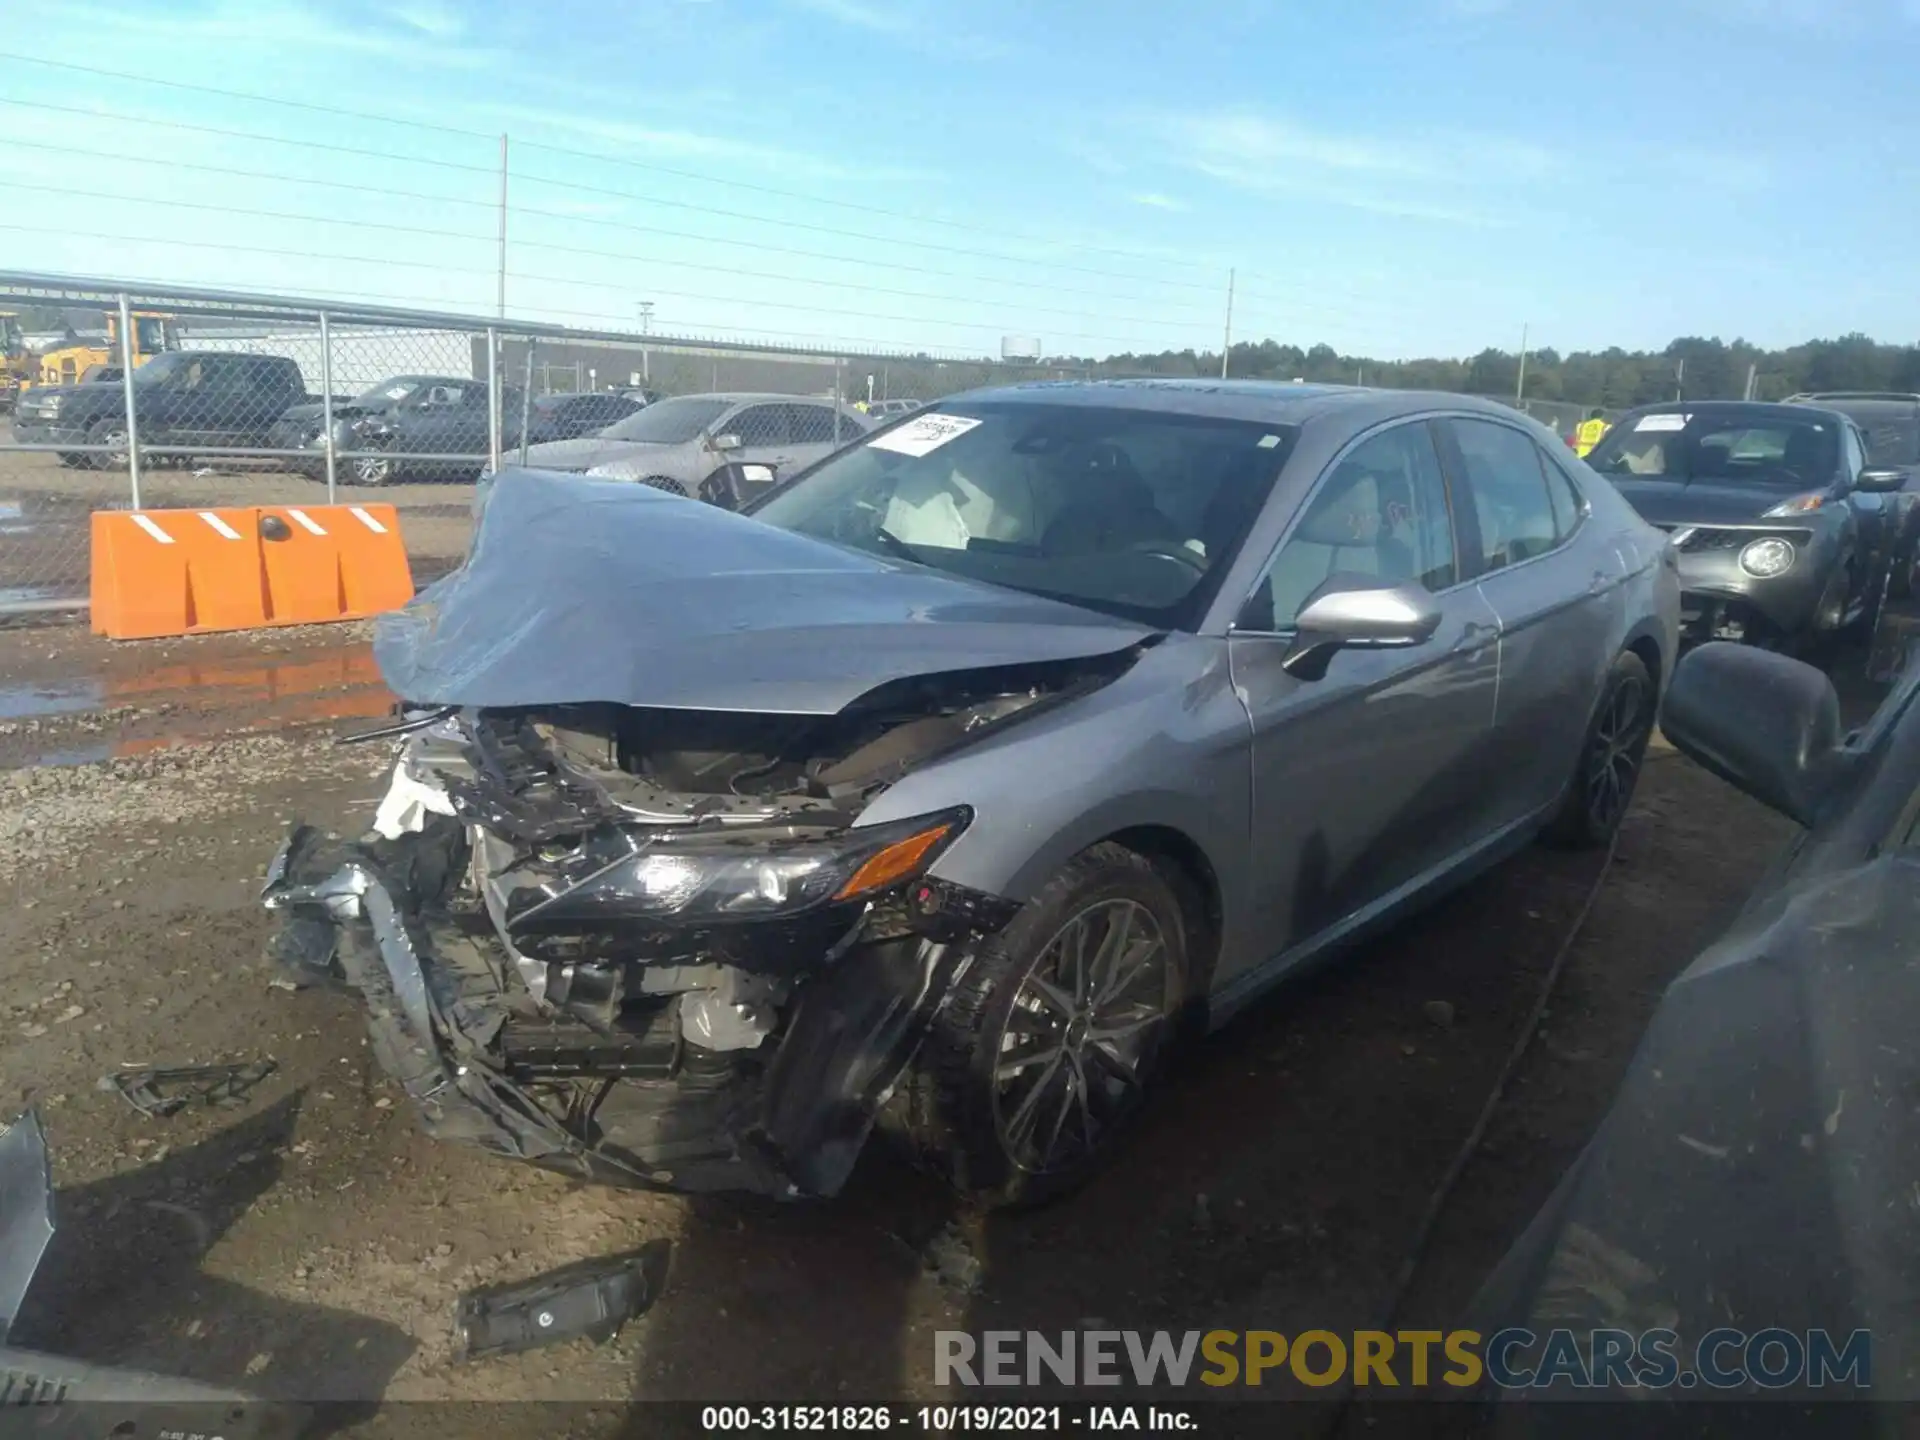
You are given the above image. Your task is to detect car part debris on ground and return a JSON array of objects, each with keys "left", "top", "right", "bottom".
[
  {"left": 100, "top": 1060, "right": 278, "bottom": 1119},
  {"left": 451, "top": 1244, "right": 665, "bottom": 1362}
]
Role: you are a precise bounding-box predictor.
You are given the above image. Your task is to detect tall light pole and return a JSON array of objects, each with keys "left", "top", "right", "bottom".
[
  {"left": 637, "top": 301, "right": 654, "bottom": 385},
  {"left": 1515, "top": 322, "right": 1529, "bottom": 402}
]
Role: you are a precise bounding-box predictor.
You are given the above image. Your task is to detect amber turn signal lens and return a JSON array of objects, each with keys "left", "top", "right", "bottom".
[{"left": 833, "top": 823, "right": 953, "bottom": 902}]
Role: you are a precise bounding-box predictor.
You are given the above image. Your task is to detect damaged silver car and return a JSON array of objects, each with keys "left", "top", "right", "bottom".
[{"left": 263, "top": 381, "right": 1679, "bottom": 1206}]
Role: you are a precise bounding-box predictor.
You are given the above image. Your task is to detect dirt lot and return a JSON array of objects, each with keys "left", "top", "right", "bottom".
[{"left": 0, "top": 622, "right": 1818, "bottom": 1435}]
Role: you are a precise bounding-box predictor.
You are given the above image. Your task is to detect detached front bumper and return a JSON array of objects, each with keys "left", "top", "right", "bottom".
[{"left": 260, "top": 821, "right": 993, "bottom": 1199}]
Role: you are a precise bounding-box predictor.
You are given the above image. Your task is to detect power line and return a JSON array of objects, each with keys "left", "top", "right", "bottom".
[
  {"left": 0, "top": 178, "right": 491, "bottom": 245},
  {"left": 0, "top": 49, "right": 1242, "bottom": 278},
  {"left": 0, "top": 92, "right": 1401, "bottom": 318},
  {"left": 0, "top": 222, "right": 1176, "bottom": 348}
]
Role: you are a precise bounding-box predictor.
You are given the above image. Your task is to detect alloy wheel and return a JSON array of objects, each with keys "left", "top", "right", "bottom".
[
  {"left": 991, "top": 898, "right": 1171, "bottom": 1176},
  {"left": 352, "top": 455, "right": 392, "bottom": 485},
  {"left": 1585, "top": 672, "right": 1650, "bottom": 833}
]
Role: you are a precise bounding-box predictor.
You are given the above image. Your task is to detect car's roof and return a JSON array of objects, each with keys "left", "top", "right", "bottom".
[
  {"left": 934, "top": 377, "right": 1536, "bottom": 426},
  {"left": 1620, "top": 399, "right": 1850, "bottom": 424},
  {"left": 660, "top": 391, "right": 849, "bottom": 405},
  {"left": 1788, "top": 393, "right": 1920, "bottom": 415}
]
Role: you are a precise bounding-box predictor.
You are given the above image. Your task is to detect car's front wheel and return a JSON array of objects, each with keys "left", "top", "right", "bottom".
[
  {"left": 349, "top": 454, "right": 394, "bottom": 486},
  {"left": 895, "top": 843, "right": 1189, "bottom": 1208},
  {"left": 1543, "top": 649, "right": 1655, "bottom": 849}
]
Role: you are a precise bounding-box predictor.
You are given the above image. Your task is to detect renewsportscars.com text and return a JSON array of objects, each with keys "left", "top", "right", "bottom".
[{"left": 934, "top": 1328, "right": 1872, "bottom": 1391}]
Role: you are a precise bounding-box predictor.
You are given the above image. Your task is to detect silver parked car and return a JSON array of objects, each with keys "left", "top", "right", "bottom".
[
  {"left": 263, "top": 381, "right": 1679, "bottom": 1207},
  {"left": 512, "top": 391, "right": 869, "bottom": 500}
]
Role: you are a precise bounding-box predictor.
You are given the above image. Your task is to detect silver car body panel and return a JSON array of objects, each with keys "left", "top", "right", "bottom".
[{"left": 397, "top": 382, "right": 1677, "bottom": 1028}]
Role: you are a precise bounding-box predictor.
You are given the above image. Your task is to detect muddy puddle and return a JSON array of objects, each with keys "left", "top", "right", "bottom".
[{"left": 0, "top": 643, "right": 394, "bottom": 769}]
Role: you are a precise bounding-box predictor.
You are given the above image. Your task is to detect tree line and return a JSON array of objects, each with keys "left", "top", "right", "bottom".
[{"left": 1077, "top": 332, "right": 1920, "bottom": 408}]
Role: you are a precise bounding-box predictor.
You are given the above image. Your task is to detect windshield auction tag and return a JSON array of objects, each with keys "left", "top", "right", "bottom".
[
  {"left": 1634, "top": 413, "right": 1689, "bottom": 432},
  {"left": 868, "top": 413, "right": 983, "bottom": 458}
]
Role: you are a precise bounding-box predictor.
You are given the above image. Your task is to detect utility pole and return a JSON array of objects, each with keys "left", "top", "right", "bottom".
[
  {"left": 1743, "top": 361, "right": 1758, "bottom": 401},
  {"left": 1515, "top": 322, "right": 1529, "bottom": 402},
  {"left": 1675, "top": 357, "right": 1685, "bottom": 402},
  {"left": 496, "top": 134, "right": 509, "bottom": 321},
  {"left": 1220, "top": 268, "right": 1235, "bottom": 379},
  {"left": 637, "top": 301, "right": 654, "bottom": 383}
]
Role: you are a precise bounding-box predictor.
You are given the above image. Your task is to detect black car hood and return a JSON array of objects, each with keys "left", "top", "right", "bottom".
[
  {"left": 374, "top": 468, "right": 1156, "bottom": 714},
  {"left": 1471, "top": 850, "right": 1920, "bottom": 1419},
  {"left": 1609, "top": 476, "right": 1830, "bottom": 528}
]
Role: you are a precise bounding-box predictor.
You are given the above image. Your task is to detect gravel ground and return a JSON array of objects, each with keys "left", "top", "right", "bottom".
[{"left": 0, "top": 624, "right": 1838, "bottom": 1437}]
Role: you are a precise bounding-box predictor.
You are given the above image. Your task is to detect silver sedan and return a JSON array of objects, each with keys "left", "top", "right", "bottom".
[{"left": 264, "top": 380, "right": 1678, "bottom": 1207}]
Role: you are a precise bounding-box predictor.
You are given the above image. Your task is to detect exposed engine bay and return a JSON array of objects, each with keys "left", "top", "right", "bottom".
[{"left": 260, "top": 649, "right": 1137, "bottom": 1197}]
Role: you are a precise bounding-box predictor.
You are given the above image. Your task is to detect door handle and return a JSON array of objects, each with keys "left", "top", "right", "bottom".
[{"left": 1451, "top": 622, "right": 1497, "bottom": 655}]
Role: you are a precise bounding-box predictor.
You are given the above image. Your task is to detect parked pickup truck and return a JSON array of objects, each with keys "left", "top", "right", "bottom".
[{"left": 12, "top": 351, "right": 313, "bottom": 468}]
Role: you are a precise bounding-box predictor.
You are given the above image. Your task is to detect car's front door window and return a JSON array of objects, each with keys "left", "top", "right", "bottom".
[
  {"left": 727, "top": 406, "right": 790, "bottom": 449},
  {"left": 1242, "top": 421, "right": 1459, "bottom": 631}
]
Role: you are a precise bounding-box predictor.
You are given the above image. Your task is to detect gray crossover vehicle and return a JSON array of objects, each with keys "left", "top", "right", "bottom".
[
  {"left": 263, "top": 381, "right": 1678, "bottom": 1206},
  {"left": 1587, "top": 401, "right": 1908, "bottom": 657},
  {"left": 512, "top": 391, "right": 869, "bottom": 500}
]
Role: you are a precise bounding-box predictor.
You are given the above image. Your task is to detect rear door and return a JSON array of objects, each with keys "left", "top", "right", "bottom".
[
  {"left": 1227, "top": 417, "right": 1503, "bottom": 968},
  {"left": 784, "top": 403, "right": 857, "bottom": 473},
  {"left": 1439, "top": 414, "right": 1622, "bottom": 828}
]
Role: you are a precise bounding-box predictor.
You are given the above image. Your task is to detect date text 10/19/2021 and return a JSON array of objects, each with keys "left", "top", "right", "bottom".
[{"left": 702, "top": 1407, "right": 1194, "bottom": 1432}]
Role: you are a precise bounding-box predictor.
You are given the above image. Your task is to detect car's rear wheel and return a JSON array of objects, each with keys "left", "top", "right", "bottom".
[
  {"left": 1543, "top": 650, "right": 1655, "bottom": 849},
  {"left": 895, "top": 843, "right": 1188, "bottom": 1208}
]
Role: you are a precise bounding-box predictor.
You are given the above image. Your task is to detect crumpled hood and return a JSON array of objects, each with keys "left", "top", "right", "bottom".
[
  {"left": 278, "top": 400, "right": 375, "bottom": 424},
  {"left": 517, "top": 436, "right": 671, "bottom": 473},
  {"left": 374, "top": 468, "right": 1156, "bottom": 714}
]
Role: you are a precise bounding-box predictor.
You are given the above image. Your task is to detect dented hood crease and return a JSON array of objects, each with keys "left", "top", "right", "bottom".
[{"left": 375, "top": 468, "right": 1156, "bottom": 714}]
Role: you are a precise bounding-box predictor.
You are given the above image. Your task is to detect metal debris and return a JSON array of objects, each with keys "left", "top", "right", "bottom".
[{"left": 99, "top": 1059, "right": 278, "bottom": 1119}]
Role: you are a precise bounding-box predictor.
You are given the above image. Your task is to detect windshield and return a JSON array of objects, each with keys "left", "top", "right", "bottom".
[
  {"left": 130, "top": 352, "right": 186, "bottom": 386},
  {"left": 1586, "top": 411, "right": 1839, "bottom": 486},
  {"left": 748, "top": 401, "right": 1297, "bottom": 628},
  {"left": 600, "top": 396, "right": 730, "bottom": 443},
  {"left": 1819, "top": 405, "right": 1920, "bottom": 467},
  {"left": 354, "top": 378, "right": 424, "bottom": 405}
]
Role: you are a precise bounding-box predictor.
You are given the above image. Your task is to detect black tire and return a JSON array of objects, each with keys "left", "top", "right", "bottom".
[
  {"left": 1543, "top": 650, "right": 1656, "bottom": 849},
  {"left": 893, "top": 842, "right": 1189, "bottom": 1208}
]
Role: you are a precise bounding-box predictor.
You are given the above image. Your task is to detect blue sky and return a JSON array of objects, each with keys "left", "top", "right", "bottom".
[{"left": 2, "top": 0, "right": 1917, "bottom": 359}]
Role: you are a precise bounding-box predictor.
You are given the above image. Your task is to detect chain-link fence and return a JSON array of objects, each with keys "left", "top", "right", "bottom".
[
  {"left": 0, "top": 268, "right": 1632, "bottom": 618},
  {"left": 1, "top": 270, "right": 1106, "bottom": 615}
]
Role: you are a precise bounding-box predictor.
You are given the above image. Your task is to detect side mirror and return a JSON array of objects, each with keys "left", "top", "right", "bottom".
[
  {"left": 1661, "top": 641, "right": 1845, "bottom": 826},
  {"left": 711, "top": 432, "right": 743, "bottom": 453},
  {"left": 1857, "top": 467, "right": 1906, "bottom": 494},
  {"left": 1279, "top": 581, "right": 1442, "bottom": 681}
]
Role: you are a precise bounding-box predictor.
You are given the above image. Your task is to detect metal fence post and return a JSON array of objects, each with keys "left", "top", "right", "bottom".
[
  {"left": 318, "top": 310, "right": 337, "bottom": 502},
  {"left": 519, "top": 337, "right": 536, "bottom": 466},
  {"left": 116, "top": 293, "right": 142, "bottom": 509},
  {"left": 486, "top": 325, "right": 502, "bottom": 471}
]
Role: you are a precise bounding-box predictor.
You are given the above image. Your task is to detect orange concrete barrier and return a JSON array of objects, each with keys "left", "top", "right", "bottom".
[{"left": 90, "top": 505, "right": 414, "bottom": 640}]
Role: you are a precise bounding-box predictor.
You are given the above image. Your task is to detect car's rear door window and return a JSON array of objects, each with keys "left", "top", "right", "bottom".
[{"left": 1448, "top": 418, "right": 1560, "bottom": 570}]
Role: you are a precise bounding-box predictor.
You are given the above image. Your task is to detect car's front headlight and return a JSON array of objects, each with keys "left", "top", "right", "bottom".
[
  {"left": 1739, "top": 536, "right": 1797, "bottom": 578},
  {"left": 38, "top": 394, "right": 61, "bottom": 416},
  {"left": 526, "top": 809, "right": 971, "bottom": 924},
  {"left": 1762, "top": 492, "right": 1826, "bottom": 516}
]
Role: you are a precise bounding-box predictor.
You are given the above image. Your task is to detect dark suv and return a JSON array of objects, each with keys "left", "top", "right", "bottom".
[
  {"left": 1788, "top": 392, "right": 1920, "bottom": 599},
  {"left": 15, "top": 352, "right": 309, "bottom": 468}
]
